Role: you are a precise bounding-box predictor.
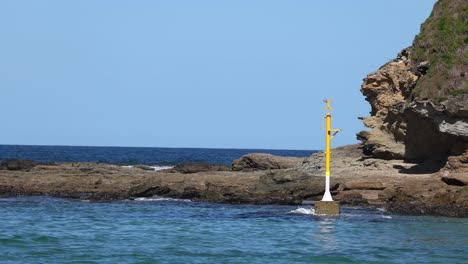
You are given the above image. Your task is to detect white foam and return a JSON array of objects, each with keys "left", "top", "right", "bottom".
[
  {"left": 121, "top": 165, "right": 174, "bottom": 171},
  {"left": 289, "top": 207, "right": 316, "bottom": 215},
  {"left": 134, "top": 197, "right": 191, "bottom": 202},
  {"left": 381, "top": 214, "right": 392, "bottom": 219},
  {"left": 377, "top": 207, "right": 387, "bottom": 212},
  {"left": 149, "top": 166, "right": 173, "bottom": 171}
]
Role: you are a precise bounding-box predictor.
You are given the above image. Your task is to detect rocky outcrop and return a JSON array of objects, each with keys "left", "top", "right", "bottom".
[
  {"left": 0, "top": 145, "right": 467, "bottom": 217},
  {"left": 445, "top": 149, "right": 468, "bottom": 171},
  {"left": 355, "top": 5, "right": 468, "bottom": 214},
  {"left": 232, "top": 153, "right": 303, "bottom": 172},
  {"left": 0, "top": 159, "right": 48, "bottom": 171},
  {"left": 386, "top": 185, "right": 468, "bottom": 217},
  {"left": 440, "top": 149, "right": 468, "bottom": 186},
  {"left": 166, "top": 162, "right": 230, "bottom": 174},
  {"left": 357, "top": 49, "right": 417, "bottom": 160},
  {"left": 358, "top": 0, "right": 467, "bottom": 166}
]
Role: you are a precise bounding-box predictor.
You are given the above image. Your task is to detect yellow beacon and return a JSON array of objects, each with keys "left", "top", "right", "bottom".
[{"left": 315, "top": 99, "right": 341, "bottom": 215}]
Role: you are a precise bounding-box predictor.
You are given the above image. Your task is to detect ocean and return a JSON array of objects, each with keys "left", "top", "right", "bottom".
[
  {"left": 0, "top": 145, "right": 467, "bottom": 263},
  {"left": 0, "top": 145, "right": 316, "bottom": 167},
  {"left": 1, "top": 197, "right": 467, "bottom": 263}
]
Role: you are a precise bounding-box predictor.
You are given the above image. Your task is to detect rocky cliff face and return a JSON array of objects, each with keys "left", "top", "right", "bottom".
[{"left": 358, "top": 0, "right": 467, "bottom": 172}]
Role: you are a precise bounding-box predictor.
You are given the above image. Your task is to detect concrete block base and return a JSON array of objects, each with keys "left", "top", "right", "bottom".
[{"left": 315, "top": 201, "right": 340, "bottom": 215}]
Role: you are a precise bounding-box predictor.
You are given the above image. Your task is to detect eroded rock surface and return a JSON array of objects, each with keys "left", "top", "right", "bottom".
[
  {"left": 0, "top": 159, "right": 49, "bottom": 172},
  {"left": 358, "top": 0, "right": 467, "bottom": 166},
  {"left": 166, "top": 162, "right": 230, "bottom": 174},
  {"left": 232, "top": 153, "right": 303, "bottom": 172}
]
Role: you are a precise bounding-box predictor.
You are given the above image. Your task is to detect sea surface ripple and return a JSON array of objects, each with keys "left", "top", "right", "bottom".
[{"left": 1, "top": 197, "right": 467, "bottom": 264}]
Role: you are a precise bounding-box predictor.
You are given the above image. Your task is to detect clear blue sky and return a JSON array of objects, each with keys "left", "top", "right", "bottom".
[{"left": 0, "top": 0, "right": 437, "bottom": 150}]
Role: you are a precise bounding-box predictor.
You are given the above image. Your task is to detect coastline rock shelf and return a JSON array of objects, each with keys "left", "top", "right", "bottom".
[{"left": 1, "top": 144, "right": 467, "bottom": 217}]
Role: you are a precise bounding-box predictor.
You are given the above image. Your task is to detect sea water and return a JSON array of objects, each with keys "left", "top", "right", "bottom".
[
  {"left": 0, "top": 197, "right": 467, "bottom": 264},
  {"left": 0, "top": 145, "right": 316, "bottom": 166}
]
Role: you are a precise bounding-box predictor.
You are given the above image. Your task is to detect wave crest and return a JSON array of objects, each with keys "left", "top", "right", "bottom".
[
  {"left": 289, "top": 207, "right": 316, "bottom": 215},
  {"left": 134, "top": 197, "right": 191, "bottom": 202},
  {"left": 121, "top": 165, "right": 174, "bottom": 171}
]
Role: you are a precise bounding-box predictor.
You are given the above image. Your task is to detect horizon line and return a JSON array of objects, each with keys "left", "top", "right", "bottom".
[{"left": 0, "top": 143, "right": 321, "bottom": 152}]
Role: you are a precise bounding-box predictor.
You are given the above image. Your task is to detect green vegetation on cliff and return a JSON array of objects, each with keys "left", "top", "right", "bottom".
[{"left": 411, "top": 0, "right": 467, "bottom": 100}]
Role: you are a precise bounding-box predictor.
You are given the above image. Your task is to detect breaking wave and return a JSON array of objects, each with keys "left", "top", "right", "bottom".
[
  {"left": 149, "top": 166, "right": 174, "bottom": 171},
  {"left": 121, "top": 165, "right": 174, "bottom": 171},
  {"left": 134, "top": 197, "right": 191, "bottom": 202},
  {"left": 289, "top": 207, "right": 316, "bottom": 215}
]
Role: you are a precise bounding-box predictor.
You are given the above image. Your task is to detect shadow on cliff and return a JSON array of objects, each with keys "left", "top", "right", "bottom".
[
  {"left": 393, "top": 157, "right": 447, "bottom": 174},
  {"left": 394, "top": 108, "right": 458, "bottom": 174}
]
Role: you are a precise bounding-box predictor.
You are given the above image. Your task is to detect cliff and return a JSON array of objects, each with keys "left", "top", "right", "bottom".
[{"left": 358, "top": 0, "right": 467, "bottom": 176}]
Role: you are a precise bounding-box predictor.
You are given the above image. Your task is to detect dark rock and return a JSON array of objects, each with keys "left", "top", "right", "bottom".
[
  {"left": 167, "top": 162, "right": 230, "bottom": 174},
  {"left": 255, "top": 170, "right": 325, "bottom": 205},
  {"left": 134, "top": 164, "right": 156, "bottom": 171},
  {"left": 386, "top": 186, "right": 468, "bottom": 217},
  {"left": 343, "top": 181, "right": 386, "bottom": 190},
  {"left": 87, "top": 192, "right": 128, "bottom": 202},
  {"left": 179, "top": 187, "right": 201, "bottom": 199},
  {"left": 0, "top": 185, "right": 26, "bottom": 197},
  {"left": 396, "top": 48, "right": 410, "bottom": 61},
  {"left": 0, "top": 159, "right": 45, "bottom": 171},
  {"left": 441, "top": 174, "right": 468, "bottom": 186},
  {"left": 338, "top": 192, "right": 369, "bottom": 206},
  {"left": 232, "top": 153, "right": 303, "bottom": 172},
  {"left": 129, "top": 185, "right": 172, "bottom": 198},
  {"left": 416, "top": 61, "right": 430, "bottom": 76}
]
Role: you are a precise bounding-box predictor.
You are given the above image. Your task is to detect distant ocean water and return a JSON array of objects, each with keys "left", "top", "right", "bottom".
[{"left": 0, "top": 145, "right": 317, "bottom": 166}]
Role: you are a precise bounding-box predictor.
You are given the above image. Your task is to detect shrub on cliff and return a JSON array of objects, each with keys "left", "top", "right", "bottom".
[{"left": 410, "top": 0, "right": 467, "bottom": 100}]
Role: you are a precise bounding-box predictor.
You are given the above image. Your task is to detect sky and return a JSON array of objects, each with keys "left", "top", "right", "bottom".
[{"left": 0, "top": 0, "right": 438, "bottom": 150}]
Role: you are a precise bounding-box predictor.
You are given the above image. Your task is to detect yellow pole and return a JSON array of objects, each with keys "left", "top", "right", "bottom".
[
  {"left": 321, "top": 99, "right": 339, "bottom": 202},
  {"left": 325, "top": 113, "right": 331, "bottom": 178}
]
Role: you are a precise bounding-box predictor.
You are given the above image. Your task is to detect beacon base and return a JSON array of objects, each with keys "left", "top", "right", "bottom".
[{"left": 315, "top": 201, "right": 340, "bottom": 215}]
